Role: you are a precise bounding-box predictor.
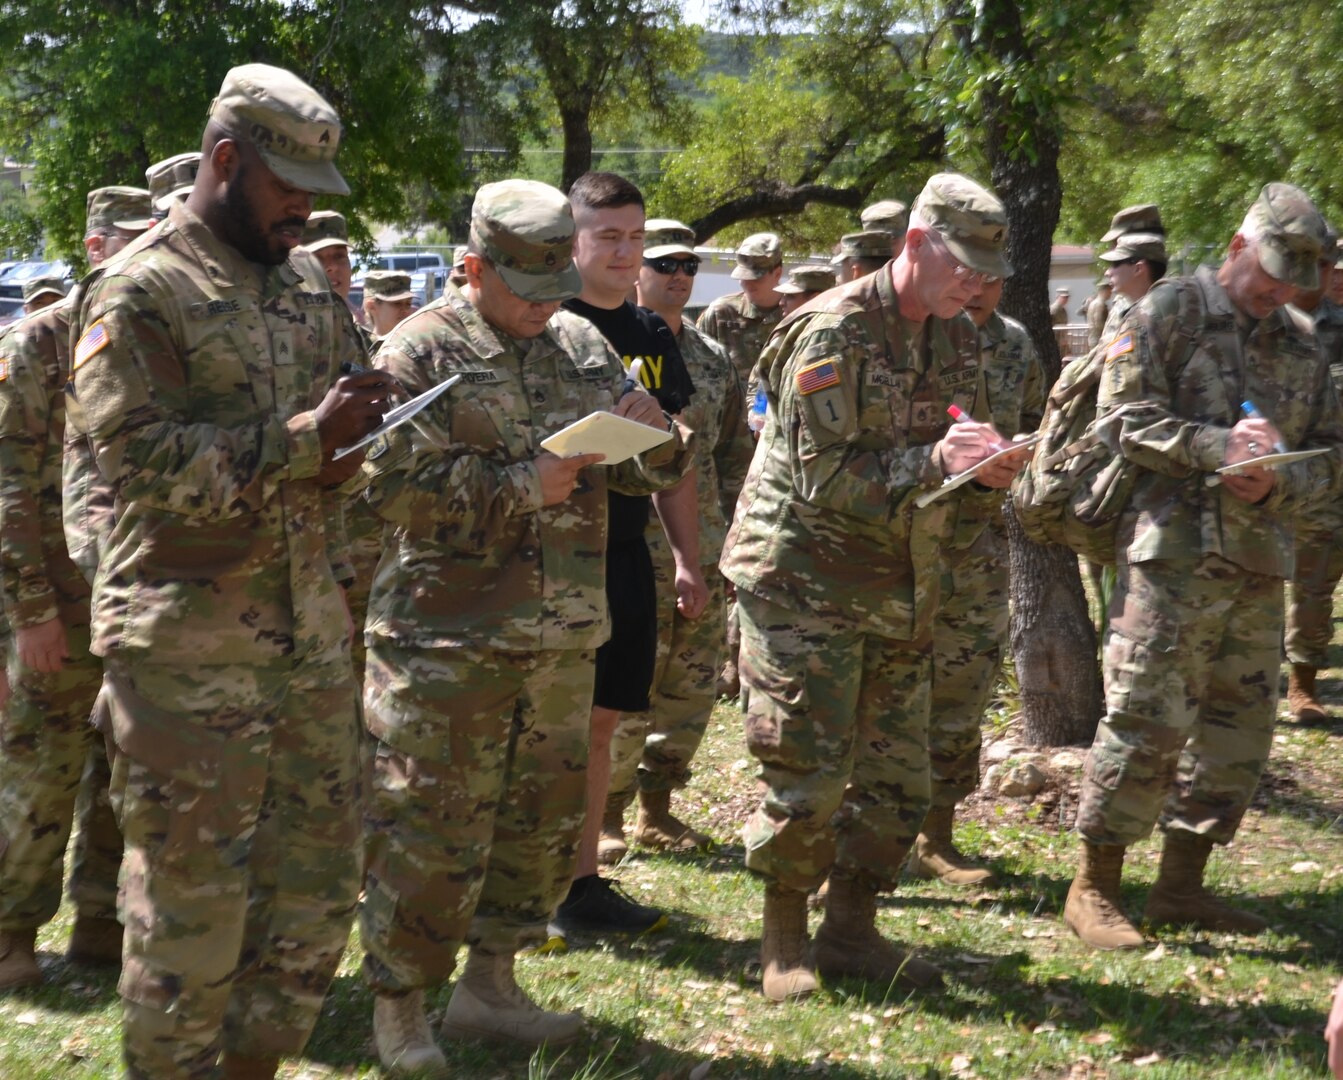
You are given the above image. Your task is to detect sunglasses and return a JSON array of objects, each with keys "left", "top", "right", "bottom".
[
  {"left": 644, "top": 256, "right": 700, "bottom": 277},
  {"left": 1107, "top": 257, "right": 1139, "bottom": 268}
]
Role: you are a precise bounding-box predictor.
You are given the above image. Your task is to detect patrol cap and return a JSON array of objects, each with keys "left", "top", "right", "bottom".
[
  {"left": 1056, "top": 287, "right": 1070, "bottom": 294},
  {"left": 469, "top": 179, "right": 582, "bottom": 303},
  {"left": 1099, "top": 232, "right": 1167, "bottom": 263},
  {"left": 730, "top": 232, "right": 783, "bottom": 280},
  {"left": 363, "top": 270, "right": 414, "bottom": 303},
  {"left": 85, "top": 186, "right": 154, "bottom": 235},
  {"left": 911, "top": 172, "right": 1012, "bottom": 278},
  {"left": 1101, "top": 203, "right": 1164, "bottom": 243},
  {"left": 1244, "top": 182, "right": 1328, "bottom": 289},
  {"left": 300, "top": 210, "right": 350, "bottom": 253},
  {"left": 775, "top": 264, "right": 837, "bottom": 295},
  {"left": 1096, "top": 277, "right": 1112, "bottom": 288},
  {"left": 145, "top": 152, "right": 200, "bottom": 213},
  {"left": 207, "top": 63, "right": 348, "bottom": 196},
  {"left": 22, "top": 275, "right": 68, "bottom": 303},
  {"left": 860, "top": 199, "right": 908, "bottom": 236},
  {"left": 643, "top": 218, "right": 697, "bottom": 259},
  {"left": 835, "top": 230, "right": 891, "bottom": 261},
  {"left": 452, "top": 244, "right": 467, "bottom": 271}
]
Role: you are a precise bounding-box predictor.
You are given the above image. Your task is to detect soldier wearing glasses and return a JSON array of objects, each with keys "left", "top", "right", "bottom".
[{"left": 720, "top": 173, "right": 1025, "bottom": 1002}]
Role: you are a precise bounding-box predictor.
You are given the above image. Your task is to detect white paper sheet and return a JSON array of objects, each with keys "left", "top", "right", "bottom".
[{"left": 540, "top": 410, "right": 673, "bottom": 466}]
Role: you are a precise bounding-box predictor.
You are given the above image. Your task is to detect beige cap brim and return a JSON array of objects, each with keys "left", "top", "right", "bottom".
[
  {"left": 113, "top": 217, "right": 156, "bottom": 232},
  {"left": 943, "top": 233, "right": 1013, "bottom": 278},
  {"left": 775, "top": 282, "right": 806, "bottom": 294},
  {"left": 26, "top": 287, "right": 65, "bottom": 302},
  {"left": 731, "top": 264, "right": 775, "bottom": 280},
  {"left": 257, "top": 146, "right": 349, "bottom": 197},
  {"left": 495, "top": 260, "right": 583, "bottom": 303},
  {"left": 152, "top": 185, "right": 194, "bottom": 214},
  {"left": 1258, "top": 239, "right": 1319, "bottom": 290},
  {"left": 644, "top": 241, "right": 697, "bottom": 259},
  {"left": 370, "top": 290, "right": 415, "bottom": 303},
  {"left": 304, "top": 237, "right": 350, "bottom": 254}
]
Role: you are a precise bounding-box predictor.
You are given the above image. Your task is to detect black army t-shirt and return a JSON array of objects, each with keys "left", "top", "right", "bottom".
[{"left": 563, "top": 298, "right": 695, "bottom": 542}]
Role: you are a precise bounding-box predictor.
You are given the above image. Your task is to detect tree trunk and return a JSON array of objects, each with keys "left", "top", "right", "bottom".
[
  {"left": 969, "top": 0, "right": 1104, "bottom": 746},
  {"left": 558, "top": 105, "right": 593, "bottom": 193}
]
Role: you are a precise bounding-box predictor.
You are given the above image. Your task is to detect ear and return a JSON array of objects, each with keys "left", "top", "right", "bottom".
[
  {"left": 463, "top": 252, "right": 487, "bottom": 289},
  {"left": 1228, "top": 232, "right": 1249, "bottom": 258},
  {"left": 83, "top": 234, "right": 105, "bottom": 264},
  {"left": 211, "top": 137, "right": 242, "bottom": 183}
]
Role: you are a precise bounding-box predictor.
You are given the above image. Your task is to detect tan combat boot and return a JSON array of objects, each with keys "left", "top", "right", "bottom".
[
  {"left": 0, "top": 928, "right": 42, "bottom": 991},
  {"left": 910, "top": 806, "right": 996, "bottom": 887},
  {"left": 813, "top": 871, "right": 943, "bottom": 990},
  {"left": 441, "top": 947, "right": 584, "bottom": 1046},
  {"left": 373, "top": 989, "right": 448, "bottom": 1077},
  {"left": 1063, "top": 841, "right": 1144, "bottom": 950},
  {"left": 634, "top": 789, "right": 712, "bottom": 853},
  {"left": 219, "top": 1052, "right": 281, "bottom": 1080},
  {"left": 65, "top": 914, "right": 123, "bottom": 966},
  {"left": 1144, "top": 829, "right": 1268, "bottom": 934},
  {"left": 1287, "top": 663, "right": 1328, "bottom": 723},
  {"left": 760, "top": 884, "right": 818, "bottom": 1001},
  {"left": 596, "top": 801, "right": 629, "bottom": 866}
]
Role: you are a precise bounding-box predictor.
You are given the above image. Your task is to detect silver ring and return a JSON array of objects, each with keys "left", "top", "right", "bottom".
[{"left": 1249, "top": 440, "right": 1260, "bottom": 453}]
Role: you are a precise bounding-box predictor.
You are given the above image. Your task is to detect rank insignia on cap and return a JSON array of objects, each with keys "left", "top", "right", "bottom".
[
  {"left": 1105, "top": 333, "right": 1134, "bottom": 363},
  {"left": 74, "top": 320, "right": 110, "bottom": 371},
  {"left": 796, "top": 359, "right": 841, "bottom": 395}
]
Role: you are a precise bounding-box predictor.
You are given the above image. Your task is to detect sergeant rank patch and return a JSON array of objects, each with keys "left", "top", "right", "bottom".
[
  {"left": 796, "top": 359, "right": 841, "bottom": 395},
  {"left": 74, "top": 320, "right": 110, "bottom": 370}
]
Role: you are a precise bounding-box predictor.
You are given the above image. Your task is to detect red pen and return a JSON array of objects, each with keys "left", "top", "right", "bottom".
[{"left": 946, "top": 403, "right": 1006, "bottom": 451}]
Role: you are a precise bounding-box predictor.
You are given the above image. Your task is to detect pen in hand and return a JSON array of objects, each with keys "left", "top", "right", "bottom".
[
  {"left": 947, "top": 403, "right": 1006, "bottom": 452},
  {"left": 1241, "top": 399, "right": 1286, "bottom": 453},
  {"left": 619, "top": 357, "right": 645, "bottom": 401}
]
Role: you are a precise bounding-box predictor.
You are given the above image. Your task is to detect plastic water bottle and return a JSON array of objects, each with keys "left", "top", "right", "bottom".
[{"left": 747, "top": 386, "right": 767, "bottom": 433}]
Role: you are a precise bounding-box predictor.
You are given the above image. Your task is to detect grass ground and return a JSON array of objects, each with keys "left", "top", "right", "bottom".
[{"left": 2, "top": 653, "right": 1340, "bottom": 1077}]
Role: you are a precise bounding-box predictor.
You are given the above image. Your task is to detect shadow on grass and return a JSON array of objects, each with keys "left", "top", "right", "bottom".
[{"left": 0, "top": 950, "right": 120, "bottom": 1015}]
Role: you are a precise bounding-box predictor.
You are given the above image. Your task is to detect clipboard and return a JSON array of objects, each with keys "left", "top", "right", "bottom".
[
  {"left": 332, "top": 374, "right": 462, "bottom": 461},
  {"left": 914, "top": 434, "right": 1041, "bottom": 509},
  {"left": 540, "top": 410, "right": 672, "bottom": 466},
  {"left": 1215, "top": 447, "right": 1331, "bottom": 475}
]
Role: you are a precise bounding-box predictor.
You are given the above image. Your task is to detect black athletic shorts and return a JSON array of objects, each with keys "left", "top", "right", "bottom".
[{"left": 592, "top": 535, "right": 657, "bottom": 712}]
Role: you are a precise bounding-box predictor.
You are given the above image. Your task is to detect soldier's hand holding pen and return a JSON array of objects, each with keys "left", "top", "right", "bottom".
[{"left": 313, "top": 363, "right": 397, "bottom": 482}]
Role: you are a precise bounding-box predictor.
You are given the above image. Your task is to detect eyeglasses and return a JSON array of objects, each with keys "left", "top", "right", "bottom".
[
  {"left": 930, "top": 233, "right": 1000, "bottom": 286},
  {"left": 1107, "top": 257, "right": 1139, "bottom": 268},
  {"left": 643, "top": 256, "right": 700, "bottom": 277}
]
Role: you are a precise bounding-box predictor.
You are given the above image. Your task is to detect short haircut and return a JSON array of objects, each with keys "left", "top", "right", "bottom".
[
  {"left": 848, "top": 256, "right": 888, "bottom": 275},
  {"left": 1144, "top": 258, "right": 1168, "bottom": 282},
  {"left": 568, "top": 171, "right": 644, "bottom": 214}
]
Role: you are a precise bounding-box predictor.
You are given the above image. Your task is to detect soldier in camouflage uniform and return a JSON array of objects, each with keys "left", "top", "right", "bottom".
[
  {"left": 697, "top": 232, "right": 783, "bottom": 699},
  {"left": 912, "top": 274, "right": 1046, "bottom": 888},
  {"left": 362, "top": 270, "right": 415, "bottom": 342},
  {"left": 0, "top": 187, "right": 154, "bottom": 992},
  {"left": 1284, "top": 234, "right": 1343, "bottom": 721},
  {"left": 68, "top": 65, "right": 391, "bottom": 1078},
  {"left": 600, "top": 219, "right": 754, "bottom": 860},
  {"left": 776, "top": 264, "right": 836, "bottom": 318},
  {"left": 21, "top": 276, "right": 68, "bottom": 316},
  {"left": 720, "top": 173, "right": 1025, "bottom": 1002},
  {"left": 356, "top": 179, "right": 682, "bottom": 1075},
  {"left": 1097, "top": 204, "right": 1166, "bottom": 341},
  {"left": 832, "top": 231, "right": 891, "bottom": 284},
  {"left": 861, "top": 199, "right": 909, "bottom": 258},
  {"left": 1085, "top": 279, "right": 1112, "bottom": 349},
  {"left": 1065, "top": 183, "right": 1343, "bottom": 952}
]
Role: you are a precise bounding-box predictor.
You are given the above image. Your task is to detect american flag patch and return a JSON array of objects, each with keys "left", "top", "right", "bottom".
[
  {"left": 795, "top": 359, "right": 841, "bottom": 395},
  {"left": 1105, "top": 333, "right": 1134, "bottom": 363},
  {"left": 73, "top": 319, "right": 110, "bottom": 371}
]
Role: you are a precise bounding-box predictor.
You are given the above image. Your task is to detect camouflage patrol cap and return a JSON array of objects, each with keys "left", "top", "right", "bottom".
[
  {"left": 643, "top": 218, "right": 697, "bottom": 259},
  {"left": 1101, "top": 204, "right": 1164, "bottom": 243},
  {"left": 22, "top": 275, "right": 68, "bottom": 303},
  {"left": 860, "top": 199, "right": 909, "bottom": 236},
  {"left": 85, "top": 186, "right": 154, "bottom": 235},
  {"left": 145, "top": 152, "right": 200, "bottom": 213},
  {"left": 452, "top": 244, "right": 468, "bottom": 271},
  {"left": 775, "top": 264, "right": 837, "bottom": 295},
  {"left": 835, "top": 230, "right": 891, "bottom": 261},
  {"left": 730, "top": 233, "right": 783, "bottom": 280},
  {"left": 300, "top": 210, "right": 350, "bottom": 253},
  {"left": 363, "top": 270, "right": 414, "bottom": 303},
  {"left": 208, "top": 64, "right": 348, "bottom": 196},
  {"left": 1099, "top": 232, "right": 1167, "bottom": 263},
  {"left": 912, "top": 172, "right": 1012, "bottom": 278},
  {"left": 470, "top": 179, "right": 582, "bottom": 302},
  {"left": 1244, "top": 182, "right": 1328, "bottom": 289}
]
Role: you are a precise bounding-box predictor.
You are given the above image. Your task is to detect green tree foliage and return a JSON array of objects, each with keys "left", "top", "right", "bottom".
[{"left": 0, "top": 0, "right": 464, "bottom": 266}]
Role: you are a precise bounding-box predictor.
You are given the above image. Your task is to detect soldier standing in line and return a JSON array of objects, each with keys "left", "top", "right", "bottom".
[
  {"left": 356, "top": 179, "right": 680, "bottom": 1074},
  {"left": 697, "top": 232, "right": 784, "bottom": 700},
  {"left": 1284, "top": 233, "right": 1343, "bottom": 722},
  {"left": 1096, "top": 204, "right": 1166, "bottom": 337},
  {"left": 775, "top": 265, "right": 837, "bottom": 318},
  {"left": 21, "top": 277, "right": 68, "bottom": 316},
  {"left": 362, "top": 270, "right": 416, "bottom": 341},
  {"left": 912, "top": 273, "right": 1046, "bottom": 887},
  {"left": 68, "top": 64, "right": 390, "bottom": 1077},
  {"left": 720, "top": 173, "right": 1025, "bottom": 1001},
  {"left": 1099, "top": 232, "right": 1168, "bottom": 339},
  {"left": 861, "top": 199, "right": 909, "bottom": 258},
  {"left": 1085, "top": 278, "right": 1113, "bottom": 349},
  {"left": 832, "top": 230, "right": 892, "bottom": 283},
  {"left": 1064, "top": 184, "right": 1343, "bottom": 952},
  {"left": 1049, "top": 286, "right": 1071, "bottom": 325},
  {"left": 145, "top": 152, "right": 201, "bottom": 221},
  {"left": 601, "top": 218, "right": 754, "bottom": 860},
  {"left": 0, "top": 185, "right": 154, "bottom": 991}
]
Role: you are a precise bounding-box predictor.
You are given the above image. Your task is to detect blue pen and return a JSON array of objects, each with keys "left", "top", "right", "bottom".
[{"left": 1241, "top": 400, "right": 1286, "bottom": 453}]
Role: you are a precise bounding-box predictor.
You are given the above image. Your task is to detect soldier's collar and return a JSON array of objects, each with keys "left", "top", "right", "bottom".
[
  {"left": 445, "top": 283, "right": 510, "bottom": 361},
  {"left": 168, "top": 200, "right": 301, "bottom": 294},
  {"left": 979, "top": 310, "right": 1007, "bottom": 347}
]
